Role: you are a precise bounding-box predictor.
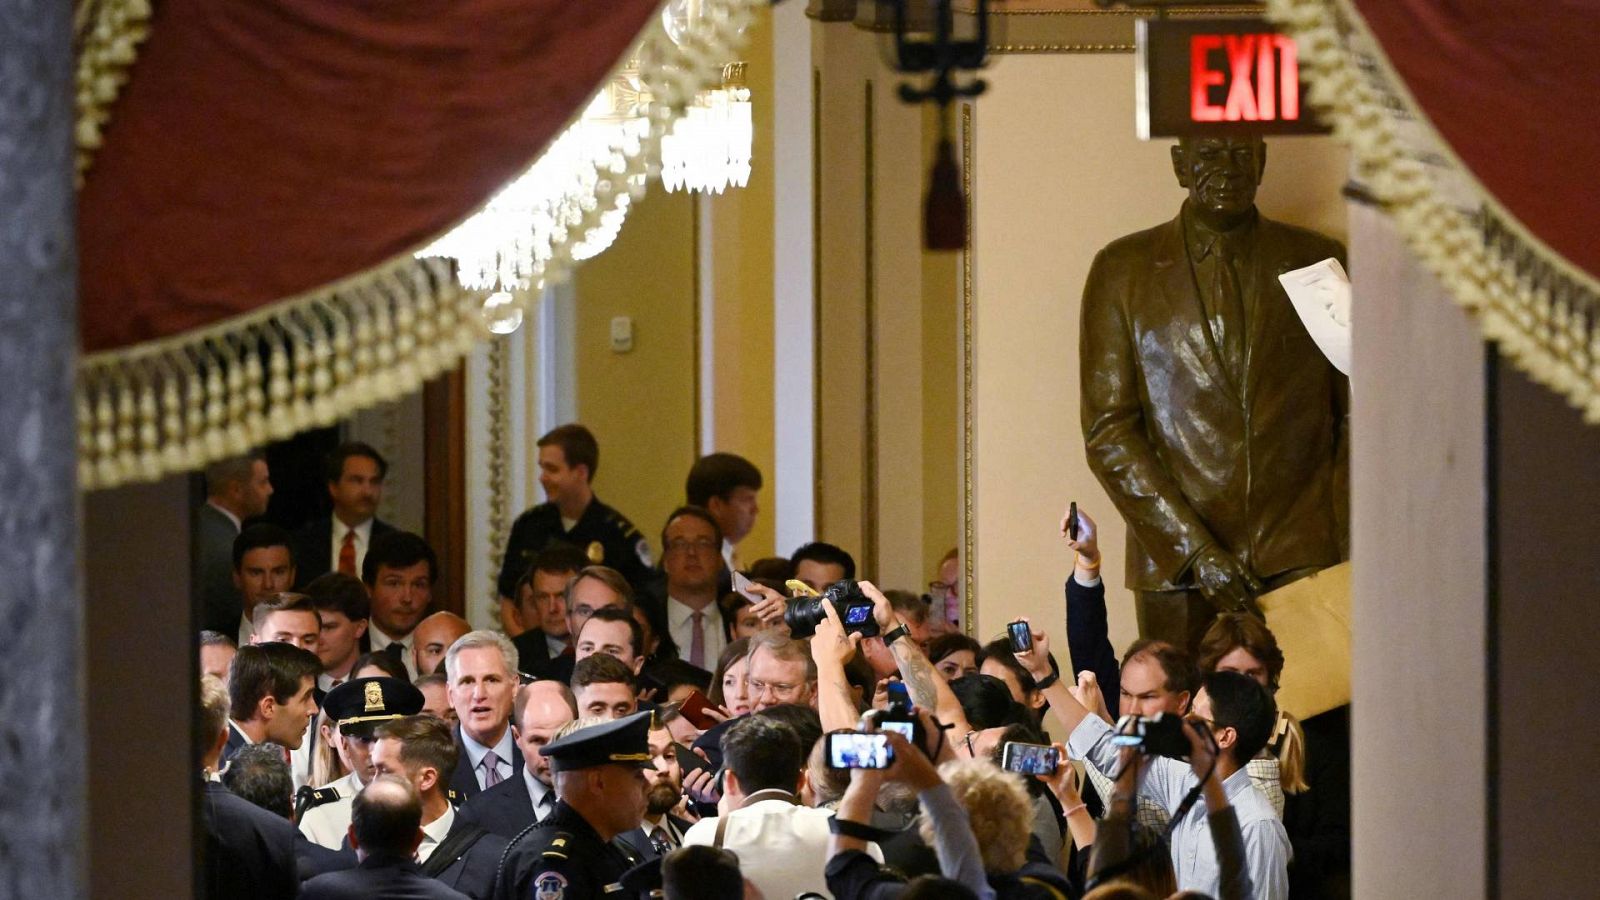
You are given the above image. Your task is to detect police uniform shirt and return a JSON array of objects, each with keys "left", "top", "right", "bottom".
[
  {"left": 496, "top": 497, "right": 653, "bottom": 598},
  {"left": 491, "top": 801, "right": 637, "bottom": 900},
  {"left": 298, "top": 770, "right": 362, "bottom": 850}
]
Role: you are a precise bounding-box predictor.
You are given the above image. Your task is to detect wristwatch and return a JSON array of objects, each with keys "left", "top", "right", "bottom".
[
  {"left": 881, "top": 623, "right": 911, "bottom": 646},
  {"left": 1034, "top": 670, "right": 1060, "bottom": 691}
]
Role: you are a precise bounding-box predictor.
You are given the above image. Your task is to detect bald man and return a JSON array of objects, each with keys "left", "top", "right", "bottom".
[{"left": 413, "top": 612, "right": 471, "bottom": 677}]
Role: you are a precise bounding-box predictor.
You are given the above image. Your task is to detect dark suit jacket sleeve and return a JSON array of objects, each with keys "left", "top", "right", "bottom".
[
  {"left": 1079, "top": 246, "right": 1220, "bottom": 582},
  {"left": 1065, "top": 574, "right": 1122, "bottom": 720},
  {"left": 194, "top": 506, "right": 242, "bottom": 635}
]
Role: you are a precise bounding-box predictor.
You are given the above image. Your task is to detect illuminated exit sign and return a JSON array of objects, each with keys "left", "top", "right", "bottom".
[{"left": 1136, "top": 18, "right": 1329, "bottom": 139}]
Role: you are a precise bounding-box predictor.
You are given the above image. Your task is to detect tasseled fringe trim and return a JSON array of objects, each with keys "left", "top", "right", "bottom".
[
  {"left": 1267, "top": 0, "right": 1600, "bottom": 424},
  {"left": 77, "top": 0, "right": 761, "bottom": 491},
  {"left": 74, "top": 0, "right": 152, "bottom": 185}
]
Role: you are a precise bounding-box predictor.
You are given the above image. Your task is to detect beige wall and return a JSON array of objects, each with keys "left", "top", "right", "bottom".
[
  {"left": 709, "top": 5, "right": 779, "bottom": 562},
  {"left": 968, "top": 50, "right": 1349, "bottom": 646},
  {"left": 572, "top": 188, "right": 700, "bottom": 553}
]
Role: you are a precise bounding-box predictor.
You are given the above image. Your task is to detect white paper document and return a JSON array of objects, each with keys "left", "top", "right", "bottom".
[{"left": 1278, "top": 257, "right": 1352, "bottom": 375}]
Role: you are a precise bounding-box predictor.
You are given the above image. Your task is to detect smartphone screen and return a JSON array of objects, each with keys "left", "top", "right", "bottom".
[
  {"left": 673, "top": 742, "right": 713, "bottom": 778},
  {"left": 731, "top": 570, "right": 763, "bottom": 603},
  {"left": 827, "top": 733, "right": 894, "bottom": 769},
  {"left": 1002, "top": 742, "right": 1059, "bottom": 776},
  {"left": 1007, "top": 621, "right": 1033, "bottom": 652},
  {"left": 885, "top": 681, "right": 910, "bottom": 706},
  {"left": 879, "top": 719, "right": 915, "bottom": 740}
]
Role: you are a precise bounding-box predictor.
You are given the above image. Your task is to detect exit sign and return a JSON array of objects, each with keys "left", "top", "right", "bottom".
[{"left": 1136, "top": 18, "right": 1329, "bottom": 139}]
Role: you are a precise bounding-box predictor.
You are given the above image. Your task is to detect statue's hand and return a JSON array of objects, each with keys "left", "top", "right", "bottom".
[{"left": 1191, "top": 545, "right": 1264, "bottom": 614}]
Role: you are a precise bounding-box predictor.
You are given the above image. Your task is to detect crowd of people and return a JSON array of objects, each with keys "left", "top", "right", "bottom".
[{"left": 195, "top": 424, "right": 1349, "bottom": 900}]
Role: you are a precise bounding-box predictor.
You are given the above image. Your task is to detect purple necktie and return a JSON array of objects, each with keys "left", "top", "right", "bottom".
[
  {"left": 690, "top": 611, "right": 705, "bottom": 669},
  {"left": 481, "top": 750, "right": 504, "bottom": 788}
]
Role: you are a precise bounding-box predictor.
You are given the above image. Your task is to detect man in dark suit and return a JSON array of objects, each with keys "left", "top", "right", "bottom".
[
  {"left": 301, "top": 775, "right": 470, "bottom": 900},
  {"left": 193, "top": 451, "right": 274, "bottom": 637},
  {"left": 294, "top": 442, "right": 398, "bottom": 588},
  {"left": 616, "top": 717, "right": 696, "bottom": 860},
  {"left": 1080, "top": 135, "right": 1349, "bottom": 652},
  {"left": 224, "top": 641, "right": 322, "bottom": 766},
  {"left": 371, "top": 716, "right": 507, "bottom": 899},
  {"left": 443, "top": 632, "right": 523, "bottom": 801},
  {"left": 458, "top": 680, "right": 576, "bottom": 838},
  {"left": 506, "top": 546, "right": 588, "bottom": 674},
  {"left": 198, "top": 673, "right": 300, "bottom": 900}
]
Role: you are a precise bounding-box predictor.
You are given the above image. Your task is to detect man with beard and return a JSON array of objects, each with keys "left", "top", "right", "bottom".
[
  {"left": 617, "top": 711, "right": 697, "bottom": 860},
  {"left": 298, "top": 676, "right": 425, "bottom": 849}
]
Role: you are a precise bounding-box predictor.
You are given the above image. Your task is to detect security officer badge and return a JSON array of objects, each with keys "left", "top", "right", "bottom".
[
  {"left": 586, "top": 541, "right": 605, "bottom": 565},
  {"left": 534, "top": 871, "right": 568, "bottom": 900}
]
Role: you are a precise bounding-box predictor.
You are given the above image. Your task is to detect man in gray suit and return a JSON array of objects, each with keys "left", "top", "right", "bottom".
[
  {"left": 194, "top": 452, "right": 273, "bottom": 638},
  {"left": 1080, "top": 135, "right": 1349, "bottom": 652}
]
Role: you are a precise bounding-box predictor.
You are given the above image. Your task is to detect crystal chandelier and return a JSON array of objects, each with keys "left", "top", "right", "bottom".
[
  {"left": 660, "top": 62, "right": 753, "bottom": 194},
  {"left": 417, "top": 65, "right": 651, "bottom": 295}
]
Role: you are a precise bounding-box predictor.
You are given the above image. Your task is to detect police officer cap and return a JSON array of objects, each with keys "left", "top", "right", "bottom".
[
  {"left": 323, "top": 677, "right": 424, "bottom": 735},
  {"left": 539, "top": 710, "right": 653, "bottom": 772}
]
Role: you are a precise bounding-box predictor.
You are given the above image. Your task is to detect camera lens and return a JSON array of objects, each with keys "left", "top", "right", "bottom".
[{"left": 782, "top": 580, "right": 873, "bottom": 639}]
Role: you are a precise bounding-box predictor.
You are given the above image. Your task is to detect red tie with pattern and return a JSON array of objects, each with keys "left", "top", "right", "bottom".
[{"left": 338, "top": 529, "right": 357, "bottom": 576}]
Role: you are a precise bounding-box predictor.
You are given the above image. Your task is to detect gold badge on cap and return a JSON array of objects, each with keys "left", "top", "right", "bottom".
[
  {"left": 586, "top": 541, "right": 604, "bottom": 564},
  {"left": 364, "top": 681, "right": 384, "bottom": 712}
]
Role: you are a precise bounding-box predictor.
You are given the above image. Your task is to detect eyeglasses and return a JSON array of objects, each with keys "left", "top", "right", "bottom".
[
  {"left": 665, "top": 538, "right": 719, "bottom": 555},
  {"left": 749, "top": 678, "right": 799, "bottom": 697},
  {"left": 928, "top": 580, "right": 956, "bottom": 599}
]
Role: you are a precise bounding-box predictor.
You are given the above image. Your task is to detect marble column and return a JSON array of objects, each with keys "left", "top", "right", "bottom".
[{"left": 0, "top": 0, "right": 86, "bottom": 895}]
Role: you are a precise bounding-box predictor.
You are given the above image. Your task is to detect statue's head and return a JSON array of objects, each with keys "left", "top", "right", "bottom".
[{"left": 1171, "top": 136, "right": 1267, "bottom": 226}]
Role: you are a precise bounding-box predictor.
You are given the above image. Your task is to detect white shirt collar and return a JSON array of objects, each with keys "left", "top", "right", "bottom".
[
  {"left": 666, "top": 595, "right": 720, "bottom": 629},
  {"left": 368, "top": 625, "right": 408, "bottom": 651},
  {"left": 523, "top": 766, "right": 553, "bottom": 811},
  {"left": 721, "top": 539, "right": 737, "bottom": 570},
  {"left": 546, "top": 632, "right": 568, "bottom": 657},
  {"left": 417, "top": 803, "right": 455, "bottom": 863},
  {"left": 333, "top": 514, "right": 373, "bottom": 543},
  {"left": 207, "top": 500, "right": 242, "bottom": 532},
  {"left": 238, "top": 614, "right": 255, "bottom": 648}
]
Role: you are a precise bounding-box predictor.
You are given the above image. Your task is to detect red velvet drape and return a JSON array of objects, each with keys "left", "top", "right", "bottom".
[
  {"left": 78, "top": 0, "right": 661, "bottom": 353},
  {"left": 1352, "top": 1, "right": 1600, "bottom": 281}
]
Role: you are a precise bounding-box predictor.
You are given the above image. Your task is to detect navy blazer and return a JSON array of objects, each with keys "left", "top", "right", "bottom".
[
  {"left": 1064, "top": 573, "right": 1122, "bottom": 721},
  {"left": 456, "top": 774, "right": 538, "bottom": 840},
  {"left": 200, "top": 782, "right": 301, "bottom": 900},
  {"left": 424, "top": 817, "right": 508, "bottom": 900},
  {"left": 615, "top": 814, "right": 694, "bottom": 861},
  {"left": 292, "top": 515, "right": 397, "bottom": 588},
  {"left": 296, "top": 834, "right": 357, "bottom": 881},
  {"left": 448, "top": 726, "right": 523, "bottom": 802},
  {"left": 195, "top": 503, "right": 243, "bottom": 637},
  {"left": 300, "top": 855, "right": 469, "bottom": 900}
]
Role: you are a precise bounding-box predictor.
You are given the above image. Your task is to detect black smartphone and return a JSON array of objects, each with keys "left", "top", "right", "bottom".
[
  {"left": 1068, "top": 501, "right": 1079, "bottom": 540},
  {"left": 1007, "top": 620, "right": 1033, "bottom": 652},
  {"left": 1001, "top": 741, "right": 1060, "bottom": 776},
  {"left": 825, "top": 732, "right": 894, "bottom": 769},
  {"left": 673, "top": 742, "right": 713, "bottom": 778}
]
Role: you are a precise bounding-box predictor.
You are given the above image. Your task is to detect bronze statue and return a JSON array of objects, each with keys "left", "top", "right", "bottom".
[{"left": 1080, "top": 135, "right": 1349, "bottom": 652}]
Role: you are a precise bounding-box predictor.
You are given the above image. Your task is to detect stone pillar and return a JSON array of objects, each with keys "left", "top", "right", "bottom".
[{"left": 0, "top": 0, "right": 86, "bottom": 895}]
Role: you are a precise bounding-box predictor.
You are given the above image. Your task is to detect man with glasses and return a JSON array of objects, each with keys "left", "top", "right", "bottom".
[
  {"left": 745, "top": 632, "right": 817, "bottom": 712},
  {"left": 656, "top": 506, "right": 727, "bottom": 673},
  {"left": 530, "top": 565, "right": 634, "bottom": 682}
]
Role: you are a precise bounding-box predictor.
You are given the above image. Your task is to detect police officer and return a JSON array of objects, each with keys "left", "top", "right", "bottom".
[
  {"left": 492, "top": 712, "right": 653, "bottom": 900},
  {"left": 496, "top": 424, "right": 654, "bottom": 604},
  {"left": 298, "top": 676, "right": 425, "bottom": 849}
]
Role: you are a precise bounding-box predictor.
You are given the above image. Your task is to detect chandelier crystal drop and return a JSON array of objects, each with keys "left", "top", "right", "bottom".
[{"left": 660, "top": 62, "right": 753, "bottom": 195}]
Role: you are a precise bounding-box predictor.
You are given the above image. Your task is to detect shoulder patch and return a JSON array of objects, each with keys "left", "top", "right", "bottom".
[
  {"left": 534, "top": 871, "right": 569, "bottom": 900},
  {"left": 634, "top": 537, "right": 653, "bottom": 568},
  {"left": 447, "top": 788, "right": 462, "bottom": 805}
]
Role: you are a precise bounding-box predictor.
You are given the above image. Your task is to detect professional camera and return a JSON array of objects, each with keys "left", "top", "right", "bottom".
[
  {"left": 1109, "top": 712, "right": 1190, "bottom": 760},
  {"left": 784, "top": 579, "right": 879, "bottom": 639}
]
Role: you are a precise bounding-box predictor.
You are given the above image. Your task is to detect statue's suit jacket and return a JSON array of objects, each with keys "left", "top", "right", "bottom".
[{"left": 1080, "top": 210, "right": 1349, "bottom": 592}]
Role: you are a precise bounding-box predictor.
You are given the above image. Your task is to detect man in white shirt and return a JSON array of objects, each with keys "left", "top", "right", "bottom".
[
  {"left": 685, "top": 453, "right": 762, "bottom": 572},
  {"left": 248, "top": 592, "right": 326, "bottom": 789},
  {"left": 683, "top": 715, "right": 877, "bottom": 900},
  {"left": 444, "top": 631, "right": 521, "bottom": 801},
  {"left": 297, "top": 675, "right": 424, "bottom": 850},
  {"left": 459, "top": 679, "right": 576, "bottom": 838},
  {"left": 659, "top": 507, "right": 727, "bottom": 671},
  {"left": 1017, "top": 623, "right": 1291, "bottom": 900},
  {"left": 362, "top": 531, "right": 438, "bottom": 680},
  {"left": 293, "top": 442, "right": 397, "bottom": 587},
  {"left": 370, "top": 714, "right": 507, "bottom": 898}
]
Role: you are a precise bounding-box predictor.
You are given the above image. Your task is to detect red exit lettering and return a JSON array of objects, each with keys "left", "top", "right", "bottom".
[{"left": 1190, "top": 33, "right": 1300, "bottom": 123}]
